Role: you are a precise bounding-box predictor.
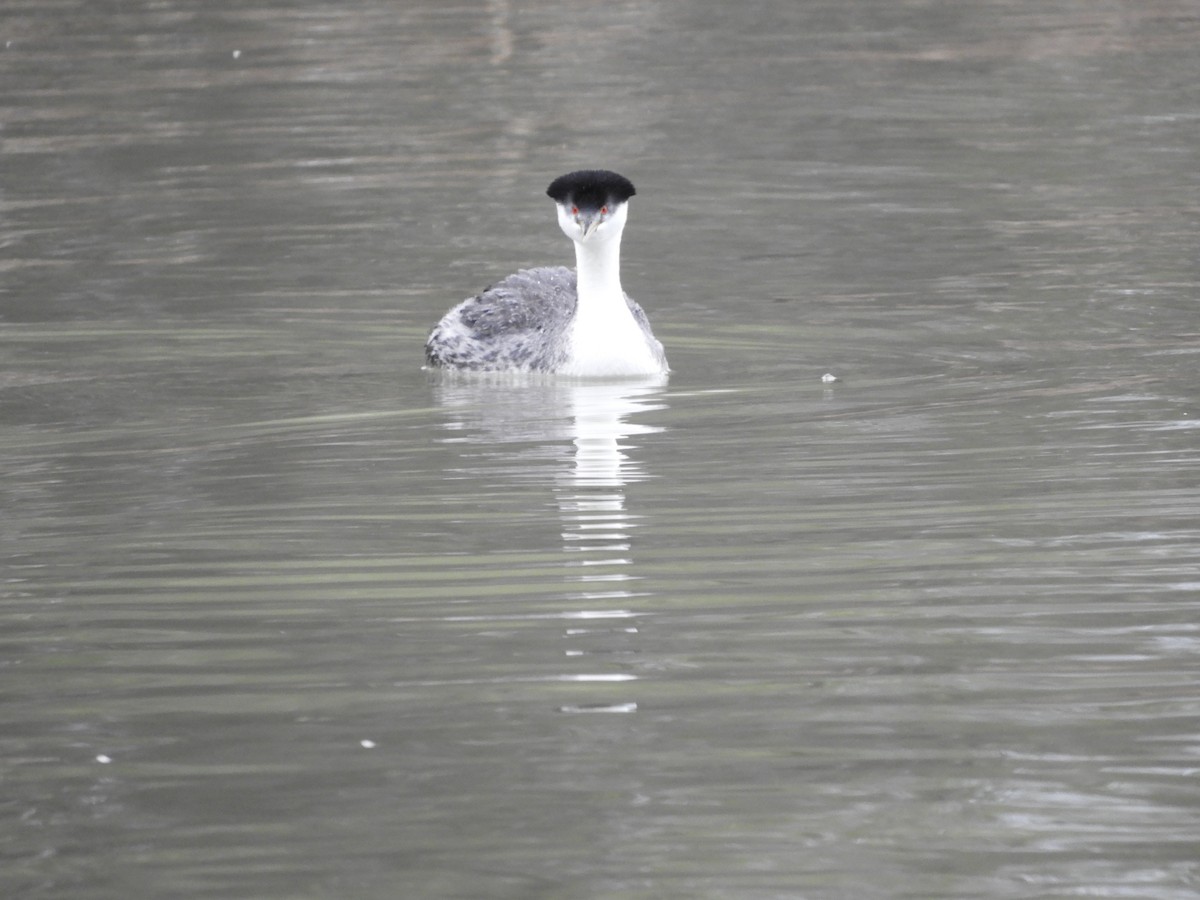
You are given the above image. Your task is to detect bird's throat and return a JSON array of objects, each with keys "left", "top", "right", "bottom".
[{"left": 573, "top": 236, "right": 625, "bottom": 317}]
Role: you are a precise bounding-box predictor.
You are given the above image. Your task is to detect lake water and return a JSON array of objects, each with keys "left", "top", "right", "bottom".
[{"left": 3, "top": 1, "right": 1199, "bottom": 898}]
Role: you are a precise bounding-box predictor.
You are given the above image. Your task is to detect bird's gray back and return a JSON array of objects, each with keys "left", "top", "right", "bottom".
[{"left": 425, "top": 267, "right": 577, "bottom": 371}]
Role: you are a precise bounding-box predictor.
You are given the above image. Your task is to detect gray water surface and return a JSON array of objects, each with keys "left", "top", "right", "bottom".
[{"left": 3, "top": 1, "right": 1199, "bottom": 898}]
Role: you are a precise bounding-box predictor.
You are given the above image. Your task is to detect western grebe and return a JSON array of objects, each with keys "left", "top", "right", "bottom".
[{"left": 424, "top": 169, "right": 668, "bottom": 376}]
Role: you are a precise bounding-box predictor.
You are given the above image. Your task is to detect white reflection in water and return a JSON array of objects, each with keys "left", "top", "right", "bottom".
[
  {"left": 559, "top": 380, "right": 665, "bottom": 602},
  {"left": 431, "top": 375, "right": 667, "bottom": 712}
]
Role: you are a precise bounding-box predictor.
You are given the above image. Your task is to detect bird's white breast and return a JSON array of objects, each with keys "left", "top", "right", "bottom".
[{"left": 561, "top": 298, "right": 665, "bottom": 377}]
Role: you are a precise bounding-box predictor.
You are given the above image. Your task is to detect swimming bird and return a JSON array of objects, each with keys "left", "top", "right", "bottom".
[{"left": 424, "top": 170, "right": 668, "bottom": 376}]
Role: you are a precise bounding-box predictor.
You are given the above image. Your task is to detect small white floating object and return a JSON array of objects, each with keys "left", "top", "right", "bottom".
[
  {"left": 96, "top": 754, "right": 112, "bottom": 764},
  {"left": 820, "top": 372, "right": 839, "bottom": 383},
  {"left": 232, "top": 49, "right": 241, "bottom": 59},
  {"left": 360, "top": 739, "right": 376, "bottom": 749}
]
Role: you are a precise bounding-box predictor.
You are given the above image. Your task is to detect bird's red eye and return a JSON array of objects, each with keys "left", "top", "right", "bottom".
[
  {"left": 571, "top": 205, "right": 578, "bottom": 215},
  {"left": 601, "top": 205, "right": 608, "bottom": 215}
]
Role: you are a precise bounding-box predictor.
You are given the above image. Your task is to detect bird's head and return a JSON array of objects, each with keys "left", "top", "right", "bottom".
[{"left": 547, "top": 169, "right": 636, "bottom": 245}]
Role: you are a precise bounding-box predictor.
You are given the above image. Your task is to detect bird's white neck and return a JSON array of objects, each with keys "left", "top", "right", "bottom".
[
  {"left": 565, "top": 235, "right": 659, "bottom": 376},
  {"left": 553, "top": 199, "right": 664, "bottom": 377},
  {"left": 573, "top": 233, "right": 626, "bottom": 314}
]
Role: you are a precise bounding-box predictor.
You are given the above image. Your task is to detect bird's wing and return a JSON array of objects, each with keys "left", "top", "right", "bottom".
[{"left": 425, "top": 267, "right": 577, "bottom": 371}]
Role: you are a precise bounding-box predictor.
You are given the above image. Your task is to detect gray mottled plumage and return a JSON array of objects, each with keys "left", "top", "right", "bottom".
[{"left": 424, "top": 265, "right": 661, "bottom": 373}]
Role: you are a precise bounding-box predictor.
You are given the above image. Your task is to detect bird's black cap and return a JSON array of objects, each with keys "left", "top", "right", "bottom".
[{"left": 546, "top": 170, "right": 636, "bottom": 209}]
